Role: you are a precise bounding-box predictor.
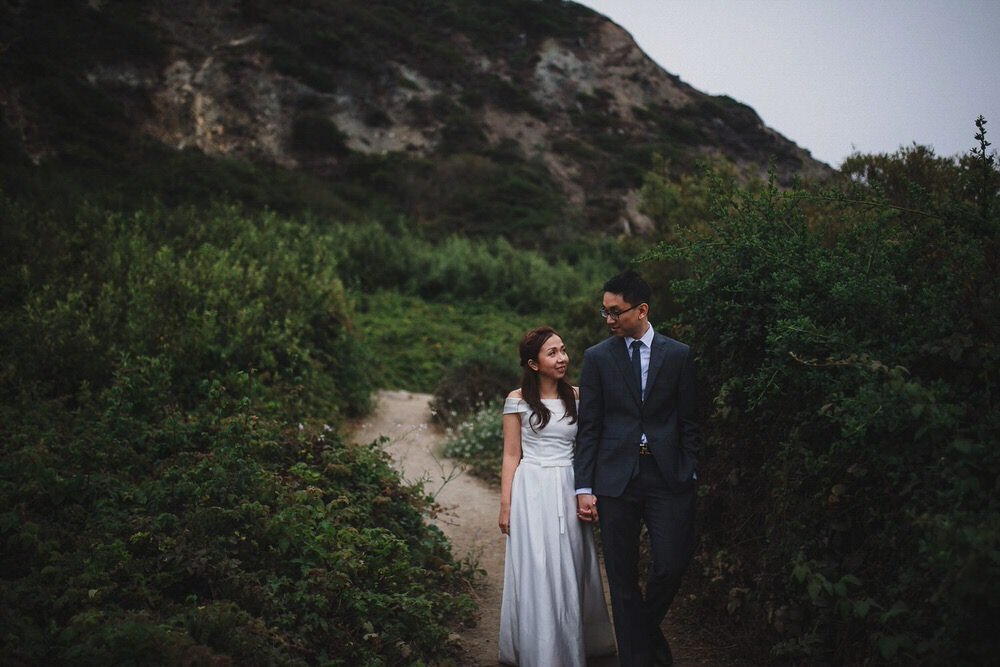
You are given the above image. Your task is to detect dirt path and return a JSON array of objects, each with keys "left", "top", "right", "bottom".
[
  {"left": 351, "top": 390, "right": 507, "bottom": 665},
  {"left": 351, "top": 390, "right": 740, "bottom": 666}
]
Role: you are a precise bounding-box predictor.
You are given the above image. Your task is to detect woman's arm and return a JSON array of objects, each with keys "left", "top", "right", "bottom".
[
  {"left": 574, "top": 348, "right": 602, "bottom": 492},
  {"left": 498, "top": 404, "right": 523, "bottom": 535}
]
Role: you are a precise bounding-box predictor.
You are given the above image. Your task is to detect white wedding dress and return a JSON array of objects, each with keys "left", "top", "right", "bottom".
[{"left": 498, "top": 397, "right": 617, "bottom": 666}]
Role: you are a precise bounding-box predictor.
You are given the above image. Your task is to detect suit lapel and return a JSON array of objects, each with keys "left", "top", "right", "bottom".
[
  {"left": 611, "top": 338, "right": 643, "bottom": 405},
  {"left": 645, "top": 334, "right": 669, "bottom": 398}
]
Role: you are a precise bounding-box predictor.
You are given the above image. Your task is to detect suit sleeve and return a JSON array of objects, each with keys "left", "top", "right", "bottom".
[
  {"left": 574, "top": 348, "right": 603, "bottom": 490},
  {"left": 677, "top": 348, "right": 702, "bottom": 465}
]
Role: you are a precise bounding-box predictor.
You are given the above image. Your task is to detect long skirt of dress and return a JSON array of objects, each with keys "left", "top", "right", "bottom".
[{"left": 498, "top": 460, "right": 617, "bottom": 666}]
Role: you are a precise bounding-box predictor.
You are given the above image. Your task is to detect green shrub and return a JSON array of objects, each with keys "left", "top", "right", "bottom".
[
  {"left": 0, "top": 195, "right": 477, "bottom": 664},
  {"left": 645, "top": 131, "right": 999, "bottom": 664},
  {"left": 291, "top": 112, "right": 350, "bottom": 157},
  {"left": 3, "top": 199, "right": 371, "bottom": 420},
  {"left": 0, "top": 356, "right": 474, "bottom": 665},
  {"left": 431, "top": 353, "right": 520, "bottom": 428}
]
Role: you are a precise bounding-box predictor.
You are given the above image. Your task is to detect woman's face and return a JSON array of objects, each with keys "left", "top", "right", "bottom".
[{"left": 533, "top": 334, "right": 568, "bottom": 381}]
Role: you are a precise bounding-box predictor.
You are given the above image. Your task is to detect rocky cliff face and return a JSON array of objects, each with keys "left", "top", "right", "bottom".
[{"left": 1, "top": 0, "right": 830, "bottom": 234}]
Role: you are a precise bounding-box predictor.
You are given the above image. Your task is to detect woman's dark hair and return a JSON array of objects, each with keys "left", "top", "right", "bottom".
[
  {"left": 519, "top": 326, "right": 577, "bottom": 431},
  {"left": 603, "top": 269, "right": 651, "bottom": 308}
]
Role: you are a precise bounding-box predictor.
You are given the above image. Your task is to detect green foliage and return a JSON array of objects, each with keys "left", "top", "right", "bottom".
[
  {"left": 354, "top": 292, "right": 535, "bottom": 395},
  {"left": 332, "top": 220, "right": 622, "bottom": 396},
  {"left": 645, "top": 129, "right": 1000, "bottom": 664},
  {"left": 442, "top": 403, "right": 505, "bottom": 482},
  {"left": 2, "top": 199, "right": 371, "bottom": 419},
  {"left": 639, "top": 154, "right": 740, "bottom": 239},
  {"left": 1, "top": 140, "right": 368, "bottom": 226},
  {"left": 0, "top": 359, "right": 473, "bottom": 665},
  {"left": 634, "top": 156, "right": 746, "bottom": 323},
  {"left": 431, "top": 355, "right": 521, "bottom": 429},
  {"left": 406, "top": 154, "right": 575, "bottom": 243},
  {"left": 0, "top": 195, "right": 476, "bottom": 664},
  {"left": 326, "top": 218, "right": 611, "bottom": 312}
]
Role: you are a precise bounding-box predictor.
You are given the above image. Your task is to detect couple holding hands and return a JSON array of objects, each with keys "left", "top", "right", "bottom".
[{"left": 498, "top": 270, "right": 701, "bottom": 667}]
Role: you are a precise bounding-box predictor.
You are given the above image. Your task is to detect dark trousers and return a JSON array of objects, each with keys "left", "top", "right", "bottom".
[{"left": 598, "top": 456, "right": 696, "bottom": 667}]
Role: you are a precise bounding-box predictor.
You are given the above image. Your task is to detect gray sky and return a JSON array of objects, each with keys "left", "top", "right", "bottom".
[{"left": 573, "top": 0, "right": 1000, "bottom": 168}]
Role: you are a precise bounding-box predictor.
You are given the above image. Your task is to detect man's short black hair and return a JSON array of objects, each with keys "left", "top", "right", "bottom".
[{"left": 603, "top": 270, "right": 651, "bottom": 308}]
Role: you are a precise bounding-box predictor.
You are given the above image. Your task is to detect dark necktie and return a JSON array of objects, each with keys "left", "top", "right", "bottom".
[{"left": 631, "top": 340, "right": 643, "bottom": 399}]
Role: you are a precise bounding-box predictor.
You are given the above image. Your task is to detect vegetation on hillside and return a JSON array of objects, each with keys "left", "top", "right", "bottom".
[
  {"left": 0, "top": 199, "right": 478, "bottom": 664},
  {"left": 641, "top": 118, "right": 999, "bottom": 665},
  {"left": 6, "top": 3, "right": 993, "bottom": 665}
]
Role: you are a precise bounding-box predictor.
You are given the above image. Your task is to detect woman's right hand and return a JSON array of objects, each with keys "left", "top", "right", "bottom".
[{"left": 498, "top": 505, "right": 511, "bottom": 535}]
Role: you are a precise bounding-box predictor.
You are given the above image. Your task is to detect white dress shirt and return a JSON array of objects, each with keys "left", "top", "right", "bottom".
[{"left": 625, "top": 324, "right": 655, "bottom": 399}]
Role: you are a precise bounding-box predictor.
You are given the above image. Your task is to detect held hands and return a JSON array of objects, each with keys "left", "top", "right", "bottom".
[
  {"left": 503, "top": 496, "right": 597, "bottom": 531},
  {"left": 576, "top": 494, "right": 598, "bottom": 523}
]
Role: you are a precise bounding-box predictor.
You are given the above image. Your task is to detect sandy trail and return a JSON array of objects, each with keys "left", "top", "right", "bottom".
[{"left": 351, "top": 390, "right": 738, "bottom": 666}]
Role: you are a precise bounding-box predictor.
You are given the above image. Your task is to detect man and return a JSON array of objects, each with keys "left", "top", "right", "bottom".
[{"left": 575, "top": 270, "right": 701, "bottom": 667}]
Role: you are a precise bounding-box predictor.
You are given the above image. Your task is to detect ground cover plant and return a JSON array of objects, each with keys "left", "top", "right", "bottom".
[
  {"left": 645, "top": 120, "right": 999, "bottom": 665},
  {"left": 355, "top": 291, "right": 527, "bottom": 396},
  {"left": 441, "top": 403, "right": 505, "bottom": 483},
  {"left": 0, "top": 196, "right": 474, "bottom": 664}
]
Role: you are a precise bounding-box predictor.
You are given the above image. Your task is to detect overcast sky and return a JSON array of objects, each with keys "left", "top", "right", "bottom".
[{"left": 573, "top": 0, "right": 1000, "bottom": 168}]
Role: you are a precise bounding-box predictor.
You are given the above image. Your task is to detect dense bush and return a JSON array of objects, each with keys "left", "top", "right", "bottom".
[
  {"left": 430, "top": 355, "right": 520, "bottom": 429},
  {"left": 0, "top": 196, "right": 475, "bottom": 664},
  {"left": 0, "top": 369, "right": 473, "bottom": 665},
  {"left": 291, "top": 112, "right": 351, "bottom": 157},
  {"left": 2, "top": 199, "right": 371, "bottom": 420},
  {"left": 648, "top": 128, "right": 999, "bottom": 664}
]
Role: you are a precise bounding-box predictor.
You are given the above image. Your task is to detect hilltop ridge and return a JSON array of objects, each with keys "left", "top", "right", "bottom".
[{"left": 1, "top": 0, "right": 831, "bottom": 235}]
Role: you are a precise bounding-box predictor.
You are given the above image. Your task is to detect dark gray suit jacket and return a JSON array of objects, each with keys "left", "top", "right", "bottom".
[{"left": 574, "top": 331, "right": 701, "bottom": 497}]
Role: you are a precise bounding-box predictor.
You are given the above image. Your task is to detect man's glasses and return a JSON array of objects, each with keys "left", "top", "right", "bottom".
[{"left": 600, "top": 305, "right": 639, "bottom": 321}]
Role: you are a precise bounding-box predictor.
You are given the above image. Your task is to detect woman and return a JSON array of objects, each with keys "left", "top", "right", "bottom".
[{"left": 498, "top": 327, "right": 616, "bottom": 666}]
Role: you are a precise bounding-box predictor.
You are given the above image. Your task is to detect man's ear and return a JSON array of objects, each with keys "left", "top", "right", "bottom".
[{"left": 638, "top": 303, "right": 649, "bottom": 319}]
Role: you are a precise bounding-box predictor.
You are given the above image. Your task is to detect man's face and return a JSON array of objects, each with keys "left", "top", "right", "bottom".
[{"left": 602, "top": 292, "right": 647, "bottom": 339}]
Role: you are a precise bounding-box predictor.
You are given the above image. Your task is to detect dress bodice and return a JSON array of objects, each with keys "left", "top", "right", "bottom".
[{"left": 503, "top": 397, "right": 578, "bottom": 465}]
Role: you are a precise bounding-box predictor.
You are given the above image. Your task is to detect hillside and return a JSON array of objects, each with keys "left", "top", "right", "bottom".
[
  {"left": 1, "top": 0, "right": 830, "bottom": 238},
  {"left": 3, "top": 4, "right": 998, "bottom": 665}
]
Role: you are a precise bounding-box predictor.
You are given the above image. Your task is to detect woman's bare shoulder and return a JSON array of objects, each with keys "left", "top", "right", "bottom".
[
  {"left": 507, "top": 388, "right": 523, "bottom": 399},
  {"left": 572, "top": 386, "right": 580, "bottom": 399}
]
